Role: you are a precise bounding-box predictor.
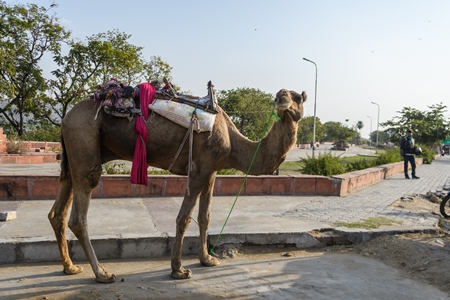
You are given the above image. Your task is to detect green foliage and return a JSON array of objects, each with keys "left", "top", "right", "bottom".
[
  {"left": 381, "top": 103, "right": 450, "bottom": 148},
  {"left": 36, "top": 30, "right": 173, "bottom": 127},
  {"left": 298, "top": 148, "right": 403, "bottom": 176},
  {"left": 147, "top": 168, "right": 171, "bottom": 175},
  {"left": 218, "top": 88, "right": 275, "bottom": 140},
  {"left": 322, "top": 121, "right": 357, "bottom": 144},
  {"left": 354, "top": 120, "right": 364, "bottom": 145},
  {"left": 102, "top": 163, "right": 173, "bottom": 175},
  {"left": 417, "top": 145, "right": 434, "bottom": 164},
  {"left": 22, "top": 125, "right": 60, "bottom": 142},
  {"left": 1, "top": 8, "right": 173, "bottom": 129},
  {"left": 0, "top": 2, "right": 70, "bottom": 136},
  {"left": 297, "top": 116, "right": 323, "bottom": 144},
  {"left": 144, "top": 55, "right": 173, "bottom": 83},
  {"left": 6, "top": 134, "right": 28, "bottom": 154},
  {"left": 374, "top": 148, "right": 403, "bottom": 165},
  {"left": 102, "top": 162, "right": 130, "bottom": 175},
  {"left": 344, "top": 158, "right": 375, "bottom": 172},
  {"left": 369, "top": 130, "right": 391, "bottom": 145},
  {"left": 334, "top": 217, "right": 402, "bottom": 229},
  {"left": 217, "top": 169, "right": 241, "bottom": 175},
  {"left": 300, "top": 152, "right": 347, "bottom": 176},
  {"left": 277, "top": 161, "right": 304, "bottom": 175}
]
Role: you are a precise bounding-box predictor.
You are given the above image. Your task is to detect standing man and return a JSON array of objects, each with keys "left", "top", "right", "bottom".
[{"left": 400, "top": 129, "right": 419, "bottom": 179}]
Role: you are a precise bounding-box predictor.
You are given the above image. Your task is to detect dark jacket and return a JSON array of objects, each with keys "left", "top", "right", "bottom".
[{"left": 400, "top": 136, "right": 415, "bottom": 155}]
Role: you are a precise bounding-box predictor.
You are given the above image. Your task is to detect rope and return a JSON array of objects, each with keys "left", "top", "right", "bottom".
[
  {"left": 168, "top": 125, "right": 191, "bottom": 172},
  {"left": 168, "top": 100, "right": 201, "bottom": 196},
  {"left": 209, "top": 109, "right": 280, "bottom": 255}
]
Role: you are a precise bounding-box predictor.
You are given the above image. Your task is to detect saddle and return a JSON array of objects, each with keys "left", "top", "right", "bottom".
[
  {"left": 91, "top": 78, "right": 219, "bottom": 122},
  {"left": 154, "top": 78, "right": 218, "bottom": 114}
]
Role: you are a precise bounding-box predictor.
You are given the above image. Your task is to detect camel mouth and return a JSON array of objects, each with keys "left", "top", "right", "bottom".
[{"left": 275, "top": 102, "right": 291, "bottom": 110}]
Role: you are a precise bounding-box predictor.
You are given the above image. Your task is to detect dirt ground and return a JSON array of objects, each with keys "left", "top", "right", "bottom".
[
  {"left": 235, "top": 194, "right": 450, "bottom": 295},
  {"left": 328, "top": 195, "right": 450, "bottom": 294}
]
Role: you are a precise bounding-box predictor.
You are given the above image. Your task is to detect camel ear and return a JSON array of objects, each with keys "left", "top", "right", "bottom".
[{"left": 289, "top": 91, "right": 307, "bottom": 103}]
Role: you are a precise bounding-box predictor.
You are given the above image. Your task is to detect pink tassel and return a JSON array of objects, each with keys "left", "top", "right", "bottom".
[{"left": 130, "top": 82, "right": 156, "bottom": 186}]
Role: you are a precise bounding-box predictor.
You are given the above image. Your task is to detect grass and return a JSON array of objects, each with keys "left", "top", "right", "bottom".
[
  {"left": 277, "top": 161, "right": 304, "bottom": 175},
  {"left": 340, "top": 156, "right": 377, "bottom": 164},
  {"left": 334, "top": 216, "right": 403, "bottom": 229}
]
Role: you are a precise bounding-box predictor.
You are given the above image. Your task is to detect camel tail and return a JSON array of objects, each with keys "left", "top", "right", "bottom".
[{"left": 58, "top": 134, "right": 71, "bottom": 184}]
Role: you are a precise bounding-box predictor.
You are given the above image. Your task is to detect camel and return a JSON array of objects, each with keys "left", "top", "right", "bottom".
[{"left": 48, "top": 87, "right": 307, "bottom": 283}]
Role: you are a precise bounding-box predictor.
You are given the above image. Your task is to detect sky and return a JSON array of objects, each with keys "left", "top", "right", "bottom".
[{"left": 7, "top": 0, "right": 450, "bottom": 138}]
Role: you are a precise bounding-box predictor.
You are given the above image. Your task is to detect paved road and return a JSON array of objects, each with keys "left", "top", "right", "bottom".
[{"left": 285, "top": 145, "right": 376, "bottom": 161}]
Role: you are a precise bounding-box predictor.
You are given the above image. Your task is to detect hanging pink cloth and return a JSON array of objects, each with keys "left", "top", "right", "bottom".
[{"left": 130, "top": 82, "right": 156, "bottom": 186}]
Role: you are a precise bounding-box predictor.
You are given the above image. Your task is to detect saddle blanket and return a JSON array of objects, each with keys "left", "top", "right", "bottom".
[{"left": 149, "top": 99, "right": 216, "bottom": 132}]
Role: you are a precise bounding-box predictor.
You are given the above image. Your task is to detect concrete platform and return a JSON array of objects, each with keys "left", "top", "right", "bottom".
[
  {"left": 0, "top": 156, "right": 449, "bottom": 265},
  {"left": 0, "top": 156, "right": 449, "bottom": 299}
]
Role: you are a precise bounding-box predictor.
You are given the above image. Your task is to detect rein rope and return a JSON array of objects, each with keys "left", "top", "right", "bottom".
[{"left": 210, "top": 109, "right": 280, "bottom": 255}]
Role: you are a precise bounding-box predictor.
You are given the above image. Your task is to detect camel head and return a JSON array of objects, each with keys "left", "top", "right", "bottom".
[{"left": 274, "top": 89, "right": 307, "bottom": 122}]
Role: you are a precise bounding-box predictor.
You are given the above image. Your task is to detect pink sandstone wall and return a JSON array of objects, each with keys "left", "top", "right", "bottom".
[{"left": 0, "top": 157, "right": 432, "bottom": 201}]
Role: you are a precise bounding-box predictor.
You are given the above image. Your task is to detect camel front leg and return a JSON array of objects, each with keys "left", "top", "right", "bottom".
[
  {"left": 171, "top": 192, "right": 198, "bottom": 279},
  {"left": 198, "top": 173, "right": 220, "bottom": 267}
]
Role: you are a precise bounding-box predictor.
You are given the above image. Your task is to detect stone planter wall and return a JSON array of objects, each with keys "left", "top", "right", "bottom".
[{"left": 0, "top": 158, "right": 425, "bottom": 200}]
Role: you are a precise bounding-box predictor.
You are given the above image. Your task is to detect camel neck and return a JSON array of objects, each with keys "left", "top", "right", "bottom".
[{"left": 227, "top": 113, "right": 297, "bottom": 175}]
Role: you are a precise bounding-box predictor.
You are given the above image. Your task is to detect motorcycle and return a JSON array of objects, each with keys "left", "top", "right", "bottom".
[{"left": 439, "top": 191, "right": 450, "bottom": 218}]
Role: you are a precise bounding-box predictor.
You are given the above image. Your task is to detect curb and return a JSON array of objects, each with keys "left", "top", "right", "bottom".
[{"left": 0, "top": 226, "right": 438, "bottom": 265}]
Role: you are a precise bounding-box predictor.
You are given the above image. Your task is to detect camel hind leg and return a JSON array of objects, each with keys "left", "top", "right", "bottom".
[
  {"left": 197, "top": 172, "right": 221, "bottom": 267},
  {"left": 48, "top": 171, "right": 84, "bottom": 275},
  {"left": 48, "top": 138, "right": 83, "bottom": 275},
  {"left": 171, "top": 171, "right": 218, "bottom": 279}
]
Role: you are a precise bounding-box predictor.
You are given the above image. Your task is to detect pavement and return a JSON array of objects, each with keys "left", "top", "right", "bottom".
[{"left": 0, "top": 155, "right": 450, "bottom": 299}]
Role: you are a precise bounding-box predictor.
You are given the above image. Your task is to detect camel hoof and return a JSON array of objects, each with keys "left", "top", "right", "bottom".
[
  {"left": 201, "top": 255, "right": 221, "bottom": 267},
  {"left": 95, "top": 273, "right": 116, "bottom": 283},
  {"left": 171, "top": 268, "right": 192, "bottom": 279},
  {"left": 63, "top": 265, "right": 84, "bottom": 275}
]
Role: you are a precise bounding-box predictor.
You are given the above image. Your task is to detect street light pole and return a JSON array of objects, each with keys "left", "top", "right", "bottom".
[
  {"left": 366, "top": 116, "right": 372, "bottom": 147},
  {"left": 303, "top": 58, "right": 317, "bottom": 158},
  {"left": 371, "top": 102, "right": 380, "bottom": 148}
]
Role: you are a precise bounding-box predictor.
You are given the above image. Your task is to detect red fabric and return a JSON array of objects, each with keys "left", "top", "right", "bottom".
[{"left": 130, "top": 82, "right": 156, "bottom": 186}]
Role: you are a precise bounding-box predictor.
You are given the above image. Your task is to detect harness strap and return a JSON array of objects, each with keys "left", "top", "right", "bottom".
[
  {"left": 94, "top": 100, "right": 104, "bottom": 120},
  {"left": 168, "top": 116, "right": 199, "bottom": 196}
]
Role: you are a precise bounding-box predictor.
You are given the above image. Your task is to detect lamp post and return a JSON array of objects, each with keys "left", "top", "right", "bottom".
[
  {"left": 303, "top": 58, "right": 317, "bottom": 158},
  {"left": 366, "top": 116, "right": 372, "bottom": 147},
  {"left": 371, "top": 102, "right": 380, "bottom": 148}
]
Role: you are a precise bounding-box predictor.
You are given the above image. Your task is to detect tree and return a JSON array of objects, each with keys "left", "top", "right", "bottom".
[
  {"left": 381, "top": 103, "right": 450, "bottom": 148},
  {"left": 217, "top": 88, "right": 275, "bottom": 140},
  {"left": 369, "top": 130, "right": 390, "bottom": 145},
  {"left": 35, "top": 30, "right": 173, "bottom": 126},
  {"left": 0, "top": 2, "right": 70, "bottom": 136},
  {"left": 144, "top": 55, "right": 173, "bottom": 83},
  {"left": 322, "top": 121, "right": 357, "bottom": 145},
  {"left": 297, "top": 116, "right": 323, "bottom": 144},
  {"left": 356, "top": 120, "right": 364, "bottom": 145}
]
